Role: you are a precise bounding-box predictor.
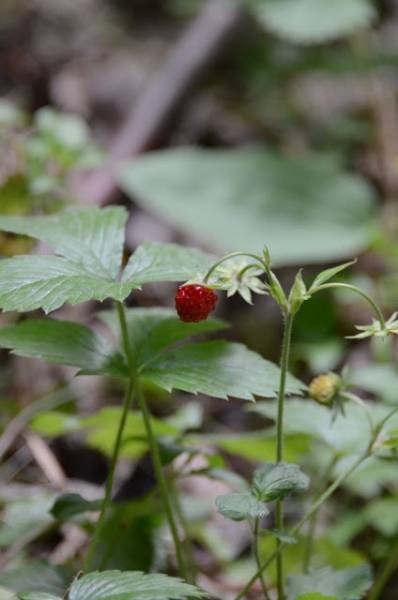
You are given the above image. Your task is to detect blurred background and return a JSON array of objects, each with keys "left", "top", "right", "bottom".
[{"left": 0, "top": 0, "right": 397, "bottom": 598}]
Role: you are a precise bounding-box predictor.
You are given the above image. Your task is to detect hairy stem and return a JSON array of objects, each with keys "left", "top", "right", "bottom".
[
  {"left": 312, "top": 282, "right": 385, "bottom": 328},
  {"left": 275, "top": 311, "right": 294, "bottom": 599},
  {"left": 84, "top": 378, "right": 135, "bottom": 571},
  {"left": 302, "top": 454, "right": 338, "bottom": 573},
  {"left": 136, "top": 380, "right": 190, "bottom": 580},
  {"left": 234, "top": 450, "right": 370, "bottom": 600},
  {"left": 116, "top": 301, "right": 189, "bottom": 579},
  {"left": 252, "top": 518, "right": 271, "bottom": 600}
]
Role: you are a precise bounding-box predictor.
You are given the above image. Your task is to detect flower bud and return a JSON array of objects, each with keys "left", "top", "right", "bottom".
[{"left": 309, "top": 372, "right": 342, "bottom": 406}]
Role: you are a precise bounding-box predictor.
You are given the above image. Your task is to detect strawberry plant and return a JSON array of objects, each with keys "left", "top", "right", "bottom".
[{"left": 0, "top": 205, "right": 396, "bottom": 600}]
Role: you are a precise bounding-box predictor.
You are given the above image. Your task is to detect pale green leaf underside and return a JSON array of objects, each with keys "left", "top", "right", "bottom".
[
  {"left": 120, "top": 148, "right": 376, "bottom": 266},
  {"left": 252, "top": 0, "right": 375, "bottom": 45},
  {"left": 142, "top": 341, "right": 304, "bottom": 400},
  {"left": 0, "top": 207, "right": 127, "bottom": 278},
  {"left": 310, "top": 261, "right": 356, "bottom": 290},
  {"left": 0, "top": 255, "right": 131, "bottom": 313},
  {"left": 0, "top": 319, "right": 111, "bottom": 370},
  {"left": 216, "top": 492, "right": 268, "bottom": 521},
  {"left": 68, "top": 570, "right": 204, "bottom": 600},
  {"left": 286, "top": 565, "right": 372, "bottom": 600},
  {"left": 123, "top": 241, "right": 215, "bottom": 286}
]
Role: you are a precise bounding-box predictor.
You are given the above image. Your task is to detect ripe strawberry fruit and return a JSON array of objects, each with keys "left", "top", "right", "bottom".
[{"left": 175, "top": 284, "right": 217, "bottom": 322}]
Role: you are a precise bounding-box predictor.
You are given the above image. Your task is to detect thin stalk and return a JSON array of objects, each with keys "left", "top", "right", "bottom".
[
  {"left": 368, "top": 537, "right": 398, "bottom": 600},
  {"left": 234, "top": 450, "right": 370, "bottom": 600},
  {"left": 136, "top": 380, "right": 190, "bottom": 580},
  {"left": 252, "top": 518, "right": 271, "bottom": 600},
  {"left": 275, "top": 311, "right": 294, "bottom": 600},
  {"left": 203, "top": 251, "right": 264, "bottom": 283},
  {"left": 84, "top": 378, "right": 135, "bottom": 571},
  {"left": 302, "top": 454, "right": 338, "bottom": 573},
  {"left": 312, "top": 282, "right": 385, "bottom": 328},
  {"left": 169, "top": 472, "right": 197, "bottom": 584},
  {"left": 116, "top": 301, "right": 189, "bottom": 580}
]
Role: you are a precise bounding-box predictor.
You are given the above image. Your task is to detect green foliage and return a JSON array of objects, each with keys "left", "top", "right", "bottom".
[
  {"left": 296, "top": 595, "right": 337, "bottom": 600},
  {"left": 0, "top": 319, "right": 112, "bottom": 371},
  {"left": 309, "top": 261, "right": 356, "bottom": 291},
  {"left": 0, "top": 208, "right": 215, "bottom": 313},
  {"left": 51, "top": 494, "right": 103, "bottom": 522},
  {"left": 215, "top": 493, "right": 268, "bottom": 521},
  {"left": 0, "top": 563, "right": 69, "bottom": 596},
  {"left": 67, "top": 570, "right": 204, "bottom": 600},
  {"left": 120, "top": 148, "right": 376, "bottom": 266},
  {"left": 250, "top": 0, "right": 375, "bottom": 45},
  {"left": 19, "top": 594, "right": 61, "bottom": 600},
  {"left": 142, "top": 341, "right": 303, "bottom": 400},
  {"left": 286, "top": 565, "right": 372, "bottom": 600},
  {"left": 253, "top": 462, "right": 309, "bottom": 501}
]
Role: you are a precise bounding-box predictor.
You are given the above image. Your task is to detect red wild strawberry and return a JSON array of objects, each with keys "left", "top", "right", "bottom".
[{"left": 175, "top": 284, "right": 217, "bottom": 322}]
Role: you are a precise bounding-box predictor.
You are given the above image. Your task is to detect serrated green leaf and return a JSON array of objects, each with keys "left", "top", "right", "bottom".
[
  {"left": 0, "top": 255, "right": 131, "bottom": 313},
  {"left": 142, "top": 341, "right": 304, "bottom": 400},
  {"left": 100, "top": 308, "right": 227, "bottom": 368},
  {"left": 0, "top": 207, "right": 127, "bottom": 278},
  {"left": 251, "top": 0, "right": 375, "bottom": 45},
  {"left": 216, "top": 492, "right": 268, "bottom": 522},
  {"left": 0, "top": 319, "right": 112, "bottom": 371},
  {"left": 286, "top": 565, "right": 372, "bottom": 600},
  {"left": 68, "top": 570, "right": 205, "bottom": 600},
  {"left": 122, "top": 241, "right": 215, "bottom": 286},
  {"left": 253, "top": 462, "right": 309, "bottom": 501},
  {"left": 120, "top": 148, "right": 376, "bottom": 266},
  {"left": 51, "top": 493, "right": 102, "bottom": 522},
  {"left": 310, "top": 261, "right": 356, "bottom": 291}
]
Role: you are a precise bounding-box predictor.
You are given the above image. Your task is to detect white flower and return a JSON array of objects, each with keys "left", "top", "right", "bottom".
[
  {"left": 348, "top": 312, "right": 398, "bottom": 339},
  {"left": 210, "top": 258, "right": 268, "bottom": 304}
]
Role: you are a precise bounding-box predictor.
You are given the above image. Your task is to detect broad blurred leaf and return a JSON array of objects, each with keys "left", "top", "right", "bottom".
[
  {"left": 68, "top": 571, "right": 204, "bottom": 600},
  {"left": 0, "top": 319, "right": 112, "bottom": 371},
  {"left": 19, "top": 594, "right": 61, "bottom": 600},
  {"left": 0, "top": 564, "right": 69, "bottom": 596},
  {"left": 252, "top": 399, "right": 398, "bottom": 454},
  {"left": 348, "top": 364, "right": 398, "bottom": 405},
  {"left": 83, "top": 408, "right": 177, "bottom": 458},
  {"left": 251, "top": 0, "right": 375, "bottom": 45},
  {"left": 296, "top": 595, "right": 337, "bottom": 600},
  {"left": 101, "top": 307, "right": 227, "bottom": 368},
  {"left": 120, "top": 148, "right": 376, "bottom": 266},
  {"left": 142, "top": 341, "right": 304, "bottom": 400},
  {"left": 31, "top": 411, "right": 81, "bottom": 437},
  {"left": 216, "top": 492, "right": 268, "bottom": 521},
  {"left": 0, "top": 208, "right": 127, "bottom": 278},
  {"left": 122, "top": 242, "right": 215, "bottom": 286},
  {"left": 192, "top": 431, "right": 311, "bottom": 463},
  {"left": 51, "top": 493, "right": 102, "bottom": 522},
  {"left": 364, "top": 497, "right": 398, "bottom": 536},
  {"left": 253, "top": 462, "right": 309, "bottom": 501},
  {"left": 0, "top": 495, "right": 54, "bottom": 548},
  {"left": 286, "top": 565, "right": 372, "bottom": 600}
]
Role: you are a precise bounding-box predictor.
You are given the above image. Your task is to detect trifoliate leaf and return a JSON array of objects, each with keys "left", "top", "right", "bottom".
[
  {"left": 216, "top": 493, "right": 268, "bottom": 522},
  {"left": 68, "top": 570, "right": 205, "bottom": 600},
  {"left": 252, "top": 462, "right": 309, "bottom": 501},
  {"left": 0, "top": 207, "right": 127, "bottom": 279},
  {"left": 122, "top": 241, "right": 215, "bottom": 286}
]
